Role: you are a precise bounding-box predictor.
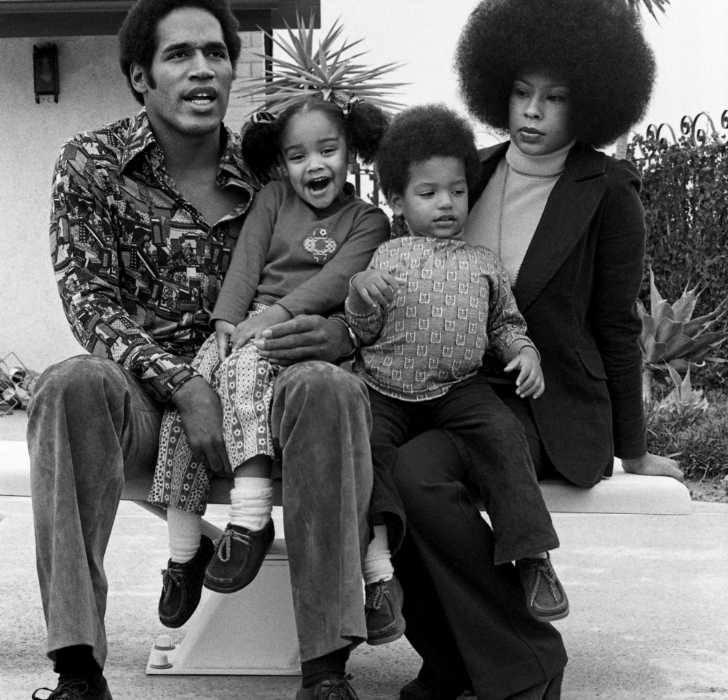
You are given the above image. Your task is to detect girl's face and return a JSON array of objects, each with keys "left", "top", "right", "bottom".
[
  {"left": 280, "top": 109, "right": 349, "bottom": 210},
  {"left": 390, "top": 156, "right": 468, "bottom": 239},
  {"left": 508, "top": 71, "right": 573, "bottom": 156}
]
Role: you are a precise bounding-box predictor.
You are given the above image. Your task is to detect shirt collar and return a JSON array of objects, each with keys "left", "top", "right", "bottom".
[{"left": 119, "top": 109, "right": 258, "bottom": 192}]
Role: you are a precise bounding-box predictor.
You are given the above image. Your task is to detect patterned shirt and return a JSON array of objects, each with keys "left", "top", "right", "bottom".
[
  {"left": 345, "top": 237, "right": 535, "bottom": 401},
  {"left": 50, "top": 110, "right": 258, "bottom": 402}
]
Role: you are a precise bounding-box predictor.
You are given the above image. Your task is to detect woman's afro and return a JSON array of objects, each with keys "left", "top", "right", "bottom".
[
  {"left": 455, "top": 0, "right": 656, "bottom": 146},
  {"left": 376, "top": 104, "right": 480, "bottom": 198}
]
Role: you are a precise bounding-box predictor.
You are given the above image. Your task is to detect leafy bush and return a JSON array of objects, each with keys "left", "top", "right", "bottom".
[
  {"left": 628, "top": 124, "right": 728, "bottom": 390},
  {"left": 628, "top": 132, "right": 728, "bottom": 320},
  {"left": 646, "top": 389, "right": 728, "bottom": 481}
]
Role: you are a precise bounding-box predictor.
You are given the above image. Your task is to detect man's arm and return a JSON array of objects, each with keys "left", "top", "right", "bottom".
[
  {"left": 51, "top": 137, "right": 231, "bottom": 473},
  {"left": 51, "top": 138, "right": 198, "bottom": 403}
]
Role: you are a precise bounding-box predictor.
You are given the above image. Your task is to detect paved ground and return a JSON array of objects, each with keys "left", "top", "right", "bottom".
[{"left": 2, "top": 409, "right": 728, "bottom": 699}]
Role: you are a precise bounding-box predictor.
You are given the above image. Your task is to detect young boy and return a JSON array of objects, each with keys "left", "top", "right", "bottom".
[{"left": 346, "top": 104, "right": 569, "bottom": 625}]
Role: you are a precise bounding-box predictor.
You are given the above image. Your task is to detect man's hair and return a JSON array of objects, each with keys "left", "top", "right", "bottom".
[
  {"left": 375, "top": 104, "right": 480, "bottom": 199},
  {"left": 118, "top": 0, "right": 241, "bottom": 105},
  {"left": 455, "top": 0, "right": 655, "bottom": 147}
]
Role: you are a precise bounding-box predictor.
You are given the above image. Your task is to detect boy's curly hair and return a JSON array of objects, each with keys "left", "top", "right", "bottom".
[
  {"left": 375, "top": 104, "right": 480, "bottom": 199},
  {"left": 455, "top": 0, "right": 655, "bottom": 147},
  {"left": 119, "top": 0, "right": 241, "bottom": 105}
]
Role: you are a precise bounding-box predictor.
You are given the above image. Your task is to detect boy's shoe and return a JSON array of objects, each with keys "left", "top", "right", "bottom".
[
  {"left": 158, "top": 535, "right": 214, "bottom": 628},
  {"left": 399, "top": 677, "right": 462, "bottom": 700},
  {"left": 32, "top": 675, "right": 113, "bottom": 699},
  {"left": 365, "top": 575, "right": 406, "bottom": 645},
  {"left": 295, "top": 676, "right": 360, "bottom": 699},
  {"left": 516, "top": 553, "right": 569, "bottom": 622},
  {"left": 204, "top": 519, "right": 275, "bottom": 593}
]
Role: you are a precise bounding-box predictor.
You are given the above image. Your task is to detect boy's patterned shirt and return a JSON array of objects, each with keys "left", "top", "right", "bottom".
[
  {"left": 50, "top": 110, "right": 258, "bottom": 402},
  {"left": 345, "top": 236, "right": 534, "bottom": 401}
]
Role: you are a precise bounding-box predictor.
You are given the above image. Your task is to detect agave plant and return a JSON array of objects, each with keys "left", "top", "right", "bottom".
[
  {"left": 655, "top": 363, "right": 709, "bottom": 416},
  {"left": 234, "top": 13, "right": 407, "bottom": 117},
  {"left": 637, "top": 268, "right": 728, "bottom": 403}
]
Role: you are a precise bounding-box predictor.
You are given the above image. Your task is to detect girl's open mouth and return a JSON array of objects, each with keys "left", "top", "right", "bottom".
[{"left": 308, "top": 176, "right": 331, "bottom": 192}]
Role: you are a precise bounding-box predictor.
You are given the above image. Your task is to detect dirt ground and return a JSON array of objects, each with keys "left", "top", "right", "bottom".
[{"left": 686, "top": 476, "right": 728, "bottom": 503}]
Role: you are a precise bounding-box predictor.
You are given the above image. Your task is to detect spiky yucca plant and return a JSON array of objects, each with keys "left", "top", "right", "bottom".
[
  {"left": 625, "top": 0, "right": 670, "bottom": 20},
  {"left": 234, "top": 14, "right": 406, "bottom": 117},
  {"left": 637, "top": 268, "right": 728, "bottom": 403}
]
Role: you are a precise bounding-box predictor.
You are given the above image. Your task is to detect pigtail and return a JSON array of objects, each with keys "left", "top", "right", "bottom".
[
  {"left": 345, "top": 101, "right": 390, "bottom": 164},
  {"left": 241, "top": 115, "right": 282, "bottom": 184}
]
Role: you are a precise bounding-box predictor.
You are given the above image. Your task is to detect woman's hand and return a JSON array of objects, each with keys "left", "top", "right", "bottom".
[
  {"left": 231, "top": 305, "right": 292, "bottom": 351},
  {"left": 214, "top": 320, "right": 236, "bottom": 360},
  {"left": 348, "top": 270, "right": 403, "bottom": 314},
  {"left": 504, "top": 346, "right": 545, "bottom": 399},
  {"left": 621, "top": 452, "right": 684, "bottom": 482}
]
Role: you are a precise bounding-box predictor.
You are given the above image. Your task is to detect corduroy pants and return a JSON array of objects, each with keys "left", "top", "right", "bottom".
[{"left": 28, "top": 355, "right": 373, "bottom": 669}]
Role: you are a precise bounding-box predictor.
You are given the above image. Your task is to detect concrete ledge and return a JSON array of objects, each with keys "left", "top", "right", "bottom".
[
  {"left": 1, "top": 434, "right": 692, "bottom": 515},
  {"left": 541, "top": 465, "right": 692, "bottom": 514}
]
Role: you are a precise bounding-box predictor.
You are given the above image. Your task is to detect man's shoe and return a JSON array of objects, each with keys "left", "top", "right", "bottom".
[
  {"left": 365, "top": 575, "right": 406, "bottom": 645},
  {"left": 158, "top": 535, "right": 214, "bottom": 628},
  {"left": 516, "top": 553, "right": 569, "bottom": 622},
  {"left": 32, "top": 675, "right": 113, "bottom": 699},
  {"left": 204, "top": 519, "right": 274, "bottom": 593},
  {"left": 295, "top": 676, "right": 360, "bottom": 699}
]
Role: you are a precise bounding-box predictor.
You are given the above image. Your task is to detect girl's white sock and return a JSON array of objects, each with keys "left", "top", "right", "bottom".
[
  {"left": 229, "top": 476, "right": 273, "bottom": 532},
  {"left": 363, "top": 524, "right": 394, "bottom": 585},
  {"left": 167, "top": 506, "right": 203, "bottom": 564}
]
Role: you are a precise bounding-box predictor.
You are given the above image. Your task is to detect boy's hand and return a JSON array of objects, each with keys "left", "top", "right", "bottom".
[
  {"left": 232, "top": 304, "right": 292, "bottom": 350},
  {"left": 214, "top": 320, "right": 236, "bottom": 360},
  {"left": 504, "top": 346, "right": 545, "bottom": 399},
  {"left": 348, "top": 270, "right": 404, "bottom": 313}
]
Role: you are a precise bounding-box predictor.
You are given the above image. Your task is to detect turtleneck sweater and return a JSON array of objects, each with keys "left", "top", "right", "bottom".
[{"left": 464, "top": 140, "right": 574, "bottom": 286}]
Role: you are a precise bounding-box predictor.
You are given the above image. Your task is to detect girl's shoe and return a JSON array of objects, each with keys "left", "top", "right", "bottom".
[
  {"left": 203, "top": 519, "right": 275, "bottom": 593},
  {"left": 158, "top": 535, "right": 214, "bottom": 628}
]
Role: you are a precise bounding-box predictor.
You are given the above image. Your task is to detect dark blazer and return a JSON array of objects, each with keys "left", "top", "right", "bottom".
[{"left": 474, "top": 142, "right": 647, "bottom": 487}]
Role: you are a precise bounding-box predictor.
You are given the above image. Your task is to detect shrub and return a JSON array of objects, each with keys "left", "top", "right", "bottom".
[{"left": 646, "top": 389, "right": 728, "bottom": 481}]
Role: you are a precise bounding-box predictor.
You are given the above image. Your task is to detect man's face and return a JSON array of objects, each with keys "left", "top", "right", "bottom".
[{"left": 131, "top": 6, "right": 233, "bottom": 141}]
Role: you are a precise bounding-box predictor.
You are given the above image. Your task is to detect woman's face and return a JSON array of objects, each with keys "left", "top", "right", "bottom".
[{"left": 508, "top": 71, "right": 573, "bottom": 156}]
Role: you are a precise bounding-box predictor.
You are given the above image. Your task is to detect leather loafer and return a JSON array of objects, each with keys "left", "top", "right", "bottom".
[
  {"left": 516, "top": 553, "right": 569, "bottom": 622},
  {"left": 158, "top": 535, "right": 214, "bottom": 628},
  {"left": 204, "top": 519, "right": 274, "bottom": 593}
]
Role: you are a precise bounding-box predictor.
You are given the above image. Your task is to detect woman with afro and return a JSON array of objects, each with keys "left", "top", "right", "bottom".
[{"left": 387, "top": 0, "right": 681, "bottom": 698}]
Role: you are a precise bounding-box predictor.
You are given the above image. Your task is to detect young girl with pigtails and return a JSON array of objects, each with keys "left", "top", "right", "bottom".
[{"left": 147, "top": 94, "right": 392, "bottom": 631}]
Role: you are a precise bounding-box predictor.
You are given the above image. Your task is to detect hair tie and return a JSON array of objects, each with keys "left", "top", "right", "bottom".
[{"left": 251, "top": 110, "right": 276, "bottom": 125}]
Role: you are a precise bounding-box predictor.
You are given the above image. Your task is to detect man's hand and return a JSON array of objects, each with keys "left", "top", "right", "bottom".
[
  {"left": 170, "top": 376, "right": 232, "bottom": 476},
  {"left": 252, "top": 315, "right": 351, "bottom": 365},
  {"left": 232, "top": 304, "right": 292, "bottom": 350},
  {"left": 504, "top": 346, "right": 545, "bottom": 399},
  {"left": 215, "top": 320, "right": 235, "bottom": 360},
  {"left": 348, "top": 270, "right": 403, "bottom": 314}
]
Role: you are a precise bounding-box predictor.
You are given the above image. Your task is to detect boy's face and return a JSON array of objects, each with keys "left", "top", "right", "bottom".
[
  {"left": 390, "top": 156, "right": 468, "bottom": 239},
  {"left": 509, "top": 71, "right": 572, "bottom": 156},
  {"left": 131, "top": 6, "right": 233, "bottom": 142}
]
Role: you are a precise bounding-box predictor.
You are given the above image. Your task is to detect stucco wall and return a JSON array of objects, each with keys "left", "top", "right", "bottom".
[{"left": 0, "top": 32, "right": 262, "bottom": 374}]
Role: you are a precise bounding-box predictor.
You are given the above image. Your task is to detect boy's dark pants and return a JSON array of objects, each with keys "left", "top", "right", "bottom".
[{"left": 368, "top": 373, "right": 559, "bottom": 564}]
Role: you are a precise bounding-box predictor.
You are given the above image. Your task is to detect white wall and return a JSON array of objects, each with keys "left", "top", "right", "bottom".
[{"left": 0, "top": 33, "right": 262, "bottom": 373}]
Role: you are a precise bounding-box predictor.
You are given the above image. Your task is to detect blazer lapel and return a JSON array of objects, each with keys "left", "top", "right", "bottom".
[{"left": 513, "top": 144, "right": 608, "bottom": 312}]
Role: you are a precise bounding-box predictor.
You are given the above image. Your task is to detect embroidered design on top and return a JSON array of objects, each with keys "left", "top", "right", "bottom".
[{"left": 303, "top": 227, "right": 338, "bottom": 264}]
